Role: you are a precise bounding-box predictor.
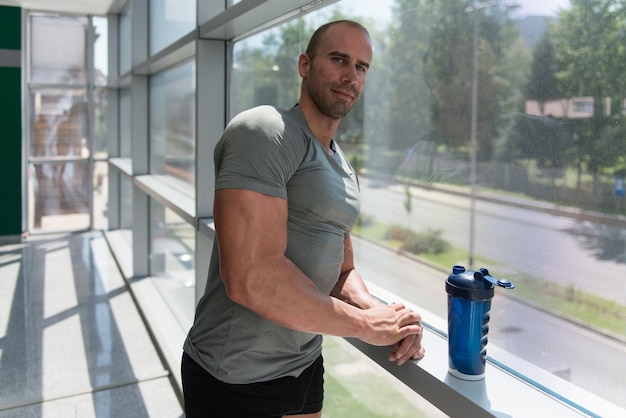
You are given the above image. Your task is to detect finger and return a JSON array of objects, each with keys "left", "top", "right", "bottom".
[
  {"left": 400, "top": 338, "right": 425, "bottom": 365},
  {"left": 389, "top": 303, "right": 406, "bottom": 312},
  {"left": 389, "top": 323, "right": 425, "bottom": 364},
  {"left": 392, "top": 335, "right": 417, "bottom": 365},
  {"left": 398, "top": 322, "right": 423, "bottom": 338},
  {"left": 412, "top": 346, "right": 426, "bottom": 360},
  {"left": 398, "top": 309, "right": 422, "bottom": 327},
  {"left": 390, "top": 340, "right": 425, "bottom": 365}
]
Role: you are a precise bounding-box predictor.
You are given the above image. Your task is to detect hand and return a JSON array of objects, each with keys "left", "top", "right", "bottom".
[
  {"left": 388, "top": 322, "right": 425, "bottom": 366},
  {"left": 359, "top": 304, "right": 423, "bottom": 347}
]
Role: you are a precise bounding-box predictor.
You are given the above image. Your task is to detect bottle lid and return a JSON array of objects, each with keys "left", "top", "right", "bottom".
[{"left": 445, "top": 265, "right": 494, "bottom": 300}]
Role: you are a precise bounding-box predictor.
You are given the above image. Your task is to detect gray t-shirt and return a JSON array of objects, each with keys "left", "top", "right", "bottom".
[{"left": 183, "top": 105, "right": 360, "bottom": 383}]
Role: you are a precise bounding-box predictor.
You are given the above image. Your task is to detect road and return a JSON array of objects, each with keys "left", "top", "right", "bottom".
[
  {"left": 351, "top": 235, "right": 626, "bottom": 409},
  {"left": 358, "top": 178, "right": 626, "bottom": 305},
  {"left": 353, "top": 178, "right": 626, "bottom": 408}
]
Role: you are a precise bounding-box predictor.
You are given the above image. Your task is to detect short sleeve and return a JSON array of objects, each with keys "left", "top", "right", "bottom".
[{"left": 213, "top": 106, "right": 307, "bottom": 199}]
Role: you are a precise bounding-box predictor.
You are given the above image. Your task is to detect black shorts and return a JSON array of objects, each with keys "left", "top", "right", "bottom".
[{"left": 181, "top": 352, "right": 324, "bottom": 418}]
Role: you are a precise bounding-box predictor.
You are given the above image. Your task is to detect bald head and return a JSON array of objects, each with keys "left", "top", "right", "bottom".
[{"left": 305, "top": 20, "right": 370, "bottom": 60}]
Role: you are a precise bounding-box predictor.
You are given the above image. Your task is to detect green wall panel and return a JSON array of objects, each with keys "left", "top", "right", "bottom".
[
  {"left": 0, "top": 67, "right": 21, "bottom": 235},
  {"left": 0, "top": 67, "right": 22, "bottom": 235},
  {"left": 0, "top": 5, "right": 21, "bottom": 236},
  {"left": 0, "top": 6, "right": 21, "bottom": 50}
]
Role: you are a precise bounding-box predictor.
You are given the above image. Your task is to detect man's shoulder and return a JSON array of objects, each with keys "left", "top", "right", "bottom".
[
  {"left": 229, "top": 105, "right": 290, "bottom": 129},
  {"left": 226, "top": 105, "right": 308, "bottom": 143}
]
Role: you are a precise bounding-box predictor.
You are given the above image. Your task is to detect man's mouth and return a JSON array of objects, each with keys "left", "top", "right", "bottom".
[{"left": 332, "top": 88, "right": 356, "bottom": 100}]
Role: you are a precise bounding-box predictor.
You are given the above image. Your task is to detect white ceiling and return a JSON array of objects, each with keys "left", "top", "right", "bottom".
[{"left": 0, "top": 0, "right": 125, "bottom": 14}]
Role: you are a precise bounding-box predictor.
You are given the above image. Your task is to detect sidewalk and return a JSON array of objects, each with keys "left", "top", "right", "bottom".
[{"left": 0, "top": 231, "right": 183, "bottom": 418}]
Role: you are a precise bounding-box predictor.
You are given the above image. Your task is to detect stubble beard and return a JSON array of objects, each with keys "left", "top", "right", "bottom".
[{"left": 306, "top": 78, "right": 360, "bottom": 120}]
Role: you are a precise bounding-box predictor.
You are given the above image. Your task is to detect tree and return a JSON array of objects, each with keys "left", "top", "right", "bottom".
[
  {"left": 423, "top": 0, "right": 521, "bottom": 159},
  {"left": 525, "top": 32, "right": 561, "bottom": 115},
  {"left": 550, "top": 0, "right": 626, "bottom": 185},
  {"left": 384, "top": 0, "right": 433, "bottom": 152},
  {"left": 511, "top": 31, "right": 569, "bottom": 171}
]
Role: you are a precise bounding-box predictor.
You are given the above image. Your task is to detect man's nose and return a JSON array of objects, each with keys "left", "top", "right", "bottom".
[{"left": 341, "top": 66, "right": 359, "bottom": 84}]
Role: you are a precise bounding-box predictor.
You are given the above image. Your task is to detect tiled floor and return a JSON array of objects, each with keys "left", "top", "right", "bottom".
[{"left": 0, "top": 231, "right": 183, "bottom": 418}]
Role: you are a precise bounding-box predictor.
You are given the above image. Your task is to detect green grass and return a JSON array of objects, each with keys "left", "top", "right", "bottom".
[
  {"left": 322, "top": 338, "right": 436, "bottom": 418},
  {"left": 353, "top": 217, "right": 626, "bottom": 339},
  {"left": 505, "top": 273, "right": 626, "bottom": 337}
]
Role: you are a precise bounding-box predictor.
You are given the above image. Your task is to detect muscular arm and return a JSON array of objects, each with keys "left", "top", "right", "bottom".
[{"left": 214, "top": 188, "right": 421, "bottom": 347}]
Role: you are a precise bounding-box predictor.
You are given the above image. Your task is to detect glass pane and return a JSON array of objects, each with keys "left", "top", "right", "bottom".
[
  {"left": 119, "top": 4, "right": 132, "bottom": 75},
  {"left": 93, "top": 160, "right": 108, "bottom": 230},
  {"left": 230, "top": 33, "right": 301, "bottom": 116},
  {"left": 230, "top": 0, "right": 626, "bottom": 410},
  {"left": 118, "top": 173, "right": 133, "bottom": 261},
  {"left": 29, "top": 161, "right": 89, "bottom": 231},
  {"left": 119, "top": 88, "right": 132, "bottom": 158},
  {"left": 120, "top": 174, "right": 133, "bottom": 230},
  {"left": 30, "top": 15, "right": 88, "bottom": 85},
  {"left": 30, "top": 89, "right": 88, "bottom": 158},
  {"left": 150, "top": 199, "right": 195, "bottom": 328},
  {"left": 94, "top": 87, "right": 108, "bottom": 157},
  {"left": 149, "top": 61, "right": 196, "bottom": 191},
  {"left": 93, "top": 16, "right": 108, "bottom": 85},
  {"left": 149, "top": 0, "right": 195, "bottom": 55}
]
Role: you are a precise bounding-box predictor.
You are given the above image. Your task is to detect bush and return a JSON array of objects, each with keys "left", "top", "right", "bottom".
[
  {"left": 386, "top": 224, "right": 410, "bottom": 241},
  {"left": 401, "top": 228, "right": 450, "bottom": 255}
]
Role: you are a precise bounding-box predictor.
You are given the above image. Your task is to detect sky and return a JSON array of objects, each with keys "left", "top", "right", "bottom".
[
  {"left": 95, "top": 0, "right": 573, "bottom": 76},
  {"left": 511, "top": 0, "right": 571, "bottom": 17},
  {"left": 354, "top": 0, "right": 571, "bottom": 24}
]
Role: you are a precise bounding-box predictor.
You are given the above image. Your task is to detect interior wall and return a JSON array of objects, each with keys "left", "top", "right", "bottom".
[{"left": 0, "top": 5, "right": 22, "bottom": 236}]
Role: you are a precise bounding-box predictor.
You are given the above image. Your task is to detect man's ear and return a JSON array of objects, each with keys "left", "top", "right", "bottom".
[{"left": 298, "top": 53, "right": 310, "bottom": 78}]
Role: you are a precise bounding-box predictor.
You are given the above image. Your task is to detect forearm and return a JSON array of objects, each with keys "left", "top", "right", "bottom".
[
  {"left": 222, "top": 251, "right": 366, "bottom": 338},
  {"left": 330, "top": 267, "right": 382, "bottom": 310},
  {"left": 224, "top": 254, "right": 422, "bottom": 348}
]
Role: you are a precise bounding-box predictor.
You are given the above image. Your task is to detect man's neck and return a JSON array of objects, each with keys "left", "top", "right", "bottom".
[{"left": 297, "top": 100, "right": 340, "bottom": 152}]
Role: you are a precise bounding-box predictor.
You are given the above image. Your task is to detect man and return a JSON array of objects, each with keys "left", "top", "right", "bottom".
[{"left": 182, "top": 20, "right": 425, "bottom": 418}]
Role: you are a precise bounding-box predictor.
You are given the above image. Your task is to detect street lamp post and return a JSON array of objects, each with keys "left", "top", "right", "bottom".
[
  {"left": 466, "top": 0, "right": 518, "bottom": 268},
  {"left": 468, "top": 0, "right": 480, "bottom": 268}
]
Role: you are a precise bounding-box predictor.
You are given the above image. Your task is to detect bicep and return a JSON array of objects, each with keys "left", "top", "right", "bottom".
[{"left": 214, "top": 188, "right": 288, "bottom": 284}]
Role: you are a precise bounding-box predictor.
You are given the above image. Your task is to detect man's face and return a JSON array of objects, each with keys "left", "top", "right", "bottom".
[{"left": 300, "top": 24, "right": 372, "bottom": 120}]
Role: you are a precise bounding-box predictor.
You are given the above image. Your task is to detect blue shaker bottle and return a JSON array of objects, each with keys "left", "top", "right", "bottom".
[{"left": 445, "top": 266, "right": 515, "bottom": 380}]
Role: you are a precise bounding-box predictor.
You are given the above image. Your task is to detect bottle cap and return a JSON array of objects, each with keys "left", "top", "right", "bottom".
[{"left": 445, "top": 265, "right": 495, "bottom": 300}]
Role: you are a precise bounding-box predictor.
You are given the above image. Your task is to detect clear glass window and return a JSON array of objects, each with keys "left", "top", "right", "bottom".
[
  {"left": 149, "top": 0, "right": 195, "bottom": 55},
  {"left": 119, "top": 88, "right": 132, "bottom": 158},
  {"left": 149, "top": 60, "right": 196, "bottom": 193},
  {"left": 93, "top": 160, "right": 109, "bottom": 230},
  {"left": 30, "top": 89, "right": 88, "bottom": 158},
  {"left": 230, "top": 0, "right": 626, "bottom": 409},
  {"left": 119, "top": 3, "right": 132, "bottom": 75},
  {"left": 120, "top": 173, "right": 133, "bottom": 230},
  {"left": 93, "top": 87, "right": 108, "bottom": 157},
  {"left": 93, "top": 16, "right": 108, "bottom": 85},
  {"left": 149, "top": 199, "right": 195, "bottom": 328},
  {"left": 28, "top": 161, "right": 90, "bottom": 231},
  {"left": 27, "top": 13, "right": 108, "bottom": 233},
  {"left": 30, "top": 15, "right": 89, "bottom": 85}
]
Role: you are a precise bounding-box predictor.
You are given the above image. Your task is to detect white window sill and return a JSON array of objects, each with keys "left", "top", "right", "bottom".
[{"left": 356, "top": 282, "right": 624, "bottom": 418}]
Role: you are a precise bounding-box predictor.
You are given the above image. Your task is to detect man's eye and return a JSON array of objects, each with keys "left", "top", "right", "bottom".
[
  {"left": 357, "top": 65, "right": 367, "bottom": 72},
  {"left": 332, "top": 57, "right": 345, "bottom": 64}
]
